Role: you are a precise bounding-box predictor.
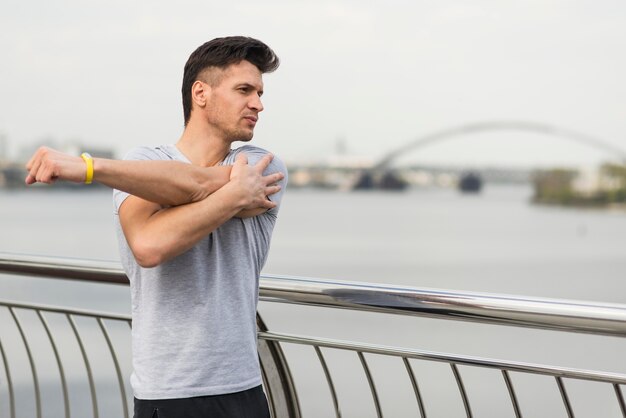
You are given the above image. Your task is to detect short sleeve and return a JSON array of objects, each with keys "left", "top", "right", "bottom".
[{"left": 112, "top": 147, "right": 166, "bottom": 214}]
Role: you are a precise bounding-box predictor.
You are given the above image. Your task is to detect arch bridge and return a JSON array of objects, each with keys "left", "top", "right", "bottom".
[{"left": 354, "top": 121, "right": 626, "bottom": 190}]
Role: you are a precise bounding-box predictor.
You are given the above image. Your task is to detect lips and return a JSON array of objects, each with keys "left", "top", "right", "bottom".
[{"left": 243, "top": 115, "right": 258, "bottom": 124}]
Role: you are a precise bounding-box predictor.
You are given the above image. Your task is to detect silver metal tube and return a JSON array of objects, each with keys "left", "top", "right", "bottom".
[
  {"left": 556, "top": 377, "right": 574, "bottom": 418},
  {"left": 501, "top": 370, "right": 522, "bottom": 418},
  {"left": 37, "top": 311, "right": 70, "bottom": 418},
  {"left": 256, "top": 314, "right": 302, "bottom": 418},
  {"left": 0, "top": 253, "right": 127, "bottom": 284},
  {"left": 0, "top": 299, "right": 131, "bottom": 322},
  {"left": 261, "top": 275, "right": 626, "bottom": 337},
  {"left": 613, "top": 384, "right": 626, "bottom": 418},
  {"left": 0, "top": 335, "right": 15, "bottom": 418},
  {"left": 97, "top": 318, "right": 129, "bottom": 418},
  {"left": 9, "top": 307, "right": 41, "bottom": 418},
  {"left": 358, "top": 352, "right": 383, "bottom": 418},
  {"left": 403, "top": 358, "right": 426, "bottom": 418},
  {"left": 451, "top": 364, "right": 472, "bottom": 418},
  {"left": 314, "top": 346, "right": 341, "bottom": 418},
  {"left": 258, "top": 359, "right": 276, "bottom": 418},
  {"left": 4, "top": 253, "right": 626, "bottom": 337},
  {"left": 67, "top": 314, "right": 99, "bottom": 418},
  {"left": 258, "top": 331, "right": 626, "bottom": 385}
]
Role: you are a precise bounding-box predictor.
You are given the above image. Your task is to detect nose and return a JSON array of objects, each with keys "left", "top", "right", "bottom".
[{"left": 249, "top": 94, "right": 264, "bottom": 112}]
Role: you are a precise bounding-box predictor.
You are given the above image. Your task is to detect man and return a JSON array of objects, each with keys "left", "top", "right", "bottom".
[{"left": 25, "top": 36, "right": 287, "bottom": 418}]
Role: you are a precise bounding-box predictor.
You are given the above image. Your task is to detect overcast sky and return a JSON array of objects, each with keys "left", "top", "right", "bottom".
[{"left": 1, "top": 0, "right": 625, "bottom": 168}]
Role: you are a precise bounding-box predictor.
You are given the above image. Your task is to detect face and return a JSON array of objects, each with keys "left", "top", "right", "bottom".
[{"left": 200, "top": 60, "right": 265, "bottom": 143}]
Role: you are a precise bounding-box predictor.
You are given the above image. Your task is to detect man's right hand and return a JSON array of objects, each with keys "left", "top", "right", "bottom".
[
  {"left": 25, "top": 146, "right": 87, "bottom": 185},
  {"left": 228, "top": 153, "right": 284, "bottom": 212}
]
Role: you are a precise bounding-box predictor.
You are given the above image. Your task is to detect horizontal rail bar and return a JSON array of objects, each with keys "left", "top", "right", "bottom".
[
  {"left": 258, "top": 331, "right": 626, "bottom": 385},
  {"left": 260, "top": 275, "right": 626, "bottom": 337},
  {"left": 0, "top": 299, "right": 131, "bottom": 322},
  {"left": 3, "top": 253, "right": 626, "bottom": 337},
  {"left": 0, "top": 253, "right": 127, "bottom": 284}
]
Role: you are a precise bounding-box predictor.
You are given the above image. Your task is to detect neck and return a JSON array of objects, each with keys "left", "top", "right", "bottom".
[{"left": 177, "top": 120, "right": 231, "bottom": 167}]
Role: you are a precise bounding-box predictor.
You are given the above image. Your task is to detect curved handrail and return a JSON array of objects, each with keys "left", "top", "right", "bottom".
[
  {"left": 2, "top": 253, "right": 626, "bottom": 337},
  {"left": 0, "top": 253, "right": 126, "bottom": 284},
  {"left": 260, "top": 275, "right": 626, "bottom": 336},
  {"left": 2, "top": 252, "right": 626, "bottom": 417}
]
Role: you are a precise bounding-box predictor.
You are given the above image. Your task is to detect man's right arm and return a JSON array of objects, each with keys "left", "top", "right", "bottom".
[{"left": 118, "top": 153, "right": 279, "bottom": 267}]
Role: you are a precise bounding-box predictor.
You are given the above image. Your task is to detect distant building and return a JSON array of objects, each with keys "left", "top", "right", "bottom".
[
  {"left": 0, "top": 134, "right": 7, "bottom": 162},
  {"left": 17, "top": 139, "right": 116, "bottom": 163},
  {"left": 533, "top": 164, "right": 626, "bottom": 207}
]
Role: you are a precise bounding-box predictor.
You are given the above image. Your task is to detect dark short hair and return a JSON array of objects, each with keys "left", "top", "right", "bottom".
[{"left": 181, "top": 36, "right": 280, "bottom": 125}]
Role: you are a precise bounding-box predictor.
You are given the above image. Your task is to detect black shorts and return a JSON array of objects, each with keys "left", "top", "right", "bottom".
[{"left": 133, "top": 385, "right": 270, "bottom": 418}]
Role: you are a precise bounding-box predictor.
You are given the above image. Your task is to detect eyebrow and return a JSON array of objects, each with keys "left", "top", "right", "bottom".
[{"left": 236, "top": 82, "right": 264, "bottom": 95}]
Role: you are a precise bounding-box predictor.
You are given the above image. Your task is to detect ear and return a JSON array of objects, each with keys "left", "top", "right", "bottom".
[{"left": 191, "top": 80, "right": 209, "bottom": 109}]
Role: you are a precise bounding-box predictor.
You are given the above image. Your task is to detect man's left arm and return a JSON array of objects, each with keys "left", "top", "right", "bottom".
[{"left": 24, "top": 146, "right": 283, "bottom": 208}]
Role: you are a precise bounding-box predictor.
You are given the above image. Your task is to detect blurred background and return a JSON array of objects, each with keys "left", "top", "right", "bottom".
[
  {"left": 1, "top": 0, "right": 625, "bottom": 290},
  {"left": 1, "top": 1, "right": 626, "bottom": 417}
]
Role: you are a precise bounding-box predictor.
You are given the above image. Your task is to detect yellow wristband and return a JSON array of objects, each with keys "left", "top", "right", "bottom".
[{"left": 80, "top": 153, "right": 94, "bottom": 185}]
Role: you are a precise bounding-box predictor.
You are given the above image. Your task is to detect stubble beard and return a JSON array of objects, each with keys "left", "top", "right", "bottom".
[
  {"left": 206, "top": 114, "right": 254, "bottom": 143},
  {"left": 224, "top": 131, "right": 253, "bottom": 143},
  {"left": 225, "top": 125, "right": 254, "bottom": 143}
]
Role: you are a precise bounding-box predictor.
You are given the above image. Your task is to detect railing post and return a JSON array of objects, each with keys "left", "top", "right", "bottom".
[{"left": 257, "top": 314, "right": 302, "bottom": 418}]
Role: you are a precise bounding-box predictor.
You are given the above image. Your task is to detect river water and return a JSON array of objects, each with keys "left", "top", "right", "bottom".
[{"left": 0, "top": 185, "right": 625, "bottom": 417}]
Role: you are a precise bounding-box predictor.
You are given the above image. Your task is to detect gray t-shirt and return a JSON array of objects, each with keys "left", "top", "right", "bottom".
[{"left": 113, "top": 144, "right": 287, "bottom": 400}]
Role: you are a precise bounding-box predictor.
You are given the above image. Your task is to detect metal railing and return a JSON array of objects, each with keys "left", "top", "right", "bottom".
[{"left": 1, "top": 253, "right": 626, "bottom": 417}]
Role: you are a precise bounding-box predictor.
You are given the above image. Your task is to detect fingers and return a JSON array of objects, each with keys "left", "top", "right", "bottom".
[
  {"left": 265, "top": 184, "right": 282, "bottom": 197},
  {"left": 230, "top": 153, "right": 249, "bottom": 180},
  {"left": 254, "top": 153, "right": 273, "bottom": 172},
  {"left": 25, "top": 146, "right": 47, "bottom": 171},
  {"left": 31, "top": 160, "right": 55, "bottom": 184},
  {"left": 255, "top": 154, "right": 284, "bottom": 186},
  {"left": 25, "top": 159, "right": 46, "bottom": 184},
  {"left": 235, "top": 152, "right": 248, "bottom": 166},
  {"left": 25, "top": 148, "right": 45, "bottom": 184},
  {"left": 25, "top": 168, "right": 37, "bottom": 184},
  {"left": 24, "top": 146, "right": 66, "bottom": 185},
  {"left": 229, "top": 152, "right": 283, "bottom": 211},
  {"left": 263, "top": 171, "right": 284, "bottom": 185},
  {"left": 259, "top": 198, "right": 278, "bottom": 209}
]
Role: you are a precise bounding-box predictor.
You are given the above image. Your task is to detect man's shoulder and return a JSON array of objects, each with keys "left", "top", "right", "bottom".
[
  {"left": 123, "top": 144, "right": 182, "bottom": 162},
  {"left": 229, "top": 145, "right": 285, "bottom": 168},
  {"left": 228, "top": 145, "right": 288, "bottom": 192},
  {"left": 231, "top": 144, "right": 271, "bottom": 157}
]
